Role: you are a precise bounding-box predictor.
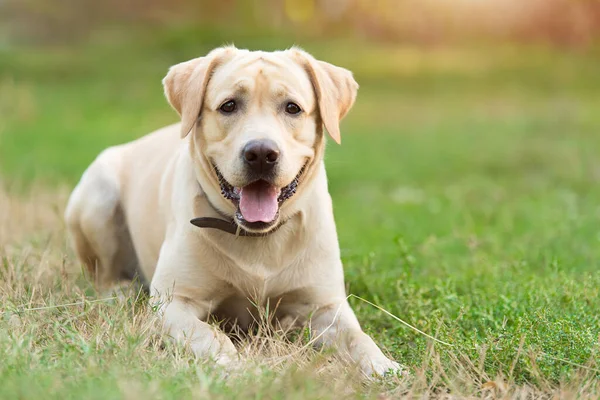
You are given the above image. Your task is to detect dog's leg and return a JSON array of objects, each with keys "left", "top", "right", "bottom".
[
  {"left": 65, "top": 157, "right": 141, "bottom": 289},
  {"left": 150, "top": 240, "right": 238, "bottom": 366},
  {"left": 156, "top": 296, "right": 238, "bottom": 366},
  {"left": 309, "top": 299, "right": 402, "bottom": 377}
]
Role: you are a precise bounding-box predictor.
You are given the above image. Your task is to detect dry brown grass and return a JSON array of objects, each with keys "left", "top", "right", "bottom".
[{"left": 1, "top": 183, "right": 599, "bottom": 399}]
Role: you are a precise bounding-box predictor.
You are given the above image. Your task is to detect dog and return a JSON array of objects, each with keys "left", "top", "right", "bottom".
[{"left": 64, "top": 46, "right": 401, "bottom": 377}]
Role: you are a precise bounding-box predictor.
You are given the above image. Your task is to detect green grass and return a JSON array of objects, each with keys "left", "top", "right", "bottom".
[{"left": 1, "top": 27, "right": 600, "bottom": 398}]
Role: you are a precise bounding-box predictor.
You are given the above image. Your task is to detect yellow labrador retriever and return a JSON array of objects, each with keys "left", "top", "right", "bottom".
[{"left": 65, "top": 46, "right": 401, "bottom": 377}]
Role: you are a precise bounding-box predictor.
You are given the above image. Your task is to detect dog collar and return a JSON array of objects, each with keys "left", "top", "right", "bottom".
[{"left": 190, "top": 217, "right": 285, "bottom": 237}]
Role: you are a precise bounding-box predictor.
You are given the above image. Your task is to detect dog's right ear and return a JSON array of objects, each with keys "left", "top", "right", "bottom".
[{"left": 163, "top": 47, "right": 235, "bottom": 138}]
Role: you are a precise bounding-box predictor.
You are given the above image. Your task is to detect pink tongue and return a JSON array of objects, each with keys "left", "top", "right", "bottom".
[{"left": 239, "top": 181, "right": 280, "bottom": 223}]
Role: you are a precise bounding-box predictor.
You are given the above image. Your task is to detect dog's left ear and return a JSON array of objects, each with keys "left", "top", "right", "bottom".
[
  {"left": 163, "top": 47, "right": 235, "bottom": 138},
  {"left": 291, "top": 49, "right": 359, "bottom": 144}
]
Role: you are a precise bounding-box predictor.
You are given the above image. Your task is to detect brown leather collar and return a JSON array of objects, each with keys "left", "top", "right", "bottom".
[{"left": 190, "top": 216, "right": 285, "bottom": 237}]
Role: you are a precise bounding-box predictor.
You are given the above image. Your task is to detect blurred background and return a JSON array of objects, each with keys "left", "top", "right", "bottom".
[
  {"left": 1, "top": 0, "right": 599, "bottom": 183},
  {"left": 2, "top": 0, "right": 600, "bottom": 47},
  {"left": 1, "top": 0, "right": 600, "bottom": 382},
  {"left": 2, "top": 0, "right": 600, "bottom": 260}
]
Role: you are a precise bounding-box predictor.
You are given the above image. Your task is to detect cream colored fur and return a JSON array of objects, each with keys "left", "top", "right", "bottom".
[{"left": 64, "top": 46, "right": 401, "bottom": 377}]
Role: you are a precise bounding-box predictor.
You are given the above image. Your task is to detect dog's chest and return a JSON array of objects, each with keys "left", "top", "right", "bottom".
[
  {"left": 219, "top": 254, "right": 304, "bottom": 301},
  {"left": 204, "top": 227, "right": 310, "bottom": 300}
]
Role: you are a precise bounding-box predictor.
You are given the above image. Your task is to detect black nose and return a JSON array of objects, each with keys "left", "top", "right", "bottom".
[{"left": 243, "top": 139, "right": 280, "bottom": 174}]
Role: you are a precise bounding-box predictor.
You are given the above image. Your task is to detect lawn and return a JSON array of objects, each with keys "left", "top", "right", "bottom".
[{"left": 1, "top": 27, "right": 600, "bottom": 398}]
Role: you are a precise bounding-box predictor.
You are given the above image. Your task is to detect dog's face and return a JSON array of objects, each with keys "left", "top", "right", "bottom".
[
  {"left": 163, "top": 47, "right": 358, "bottom": 233},
  {"left": 200, "top": 50, "right": 318, "bottom": 231}
]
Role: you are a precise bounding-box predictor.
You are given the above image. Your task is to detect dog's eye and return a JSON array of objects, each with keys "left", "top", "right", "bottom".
[
  {"left": 220, "top": 100, "right": 237, "bottom": 114},
  {"left": 285, "top": 102, "right": 302, "bottom": 115}
]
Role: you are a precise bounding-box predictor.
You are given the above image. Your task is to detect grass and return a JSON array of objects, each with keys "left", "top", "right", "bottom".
[{"left": 1, "top": 26, "right": 600, "bottom": 398}]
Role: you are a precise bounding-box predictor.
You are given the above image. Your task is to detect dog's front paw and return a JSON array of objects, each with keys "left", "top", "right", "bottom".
[
  {"left": 361, "top": 356, "right": 406, "bottom": 378},
  {"left": 213, "top": 351, "right": 238, "bottom": 367},
  {"left": 191, "top": 333, "right": 239, "bottom": 368}
]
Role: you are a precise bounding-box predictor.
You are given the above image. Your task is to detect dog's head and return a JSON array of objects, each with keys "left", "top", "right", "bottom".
[{"left": 163, "top": 46, "right": 358, "bottom": 233}]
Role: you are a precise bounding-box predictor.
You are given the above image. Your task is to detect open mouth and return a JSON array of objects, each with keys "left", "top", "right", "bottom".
[{"left": 215, "top": 165, "right": 306, "bottom": 231}]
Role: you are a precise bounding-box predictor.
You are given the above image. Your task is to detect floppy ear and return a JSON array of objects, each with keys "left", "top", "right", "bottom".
[
  {"left": 162, "top": 47, "right": 234, "bottom": 138},
  {"left": 292, "top": 49, "right": 359, "bottom": 144}
]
